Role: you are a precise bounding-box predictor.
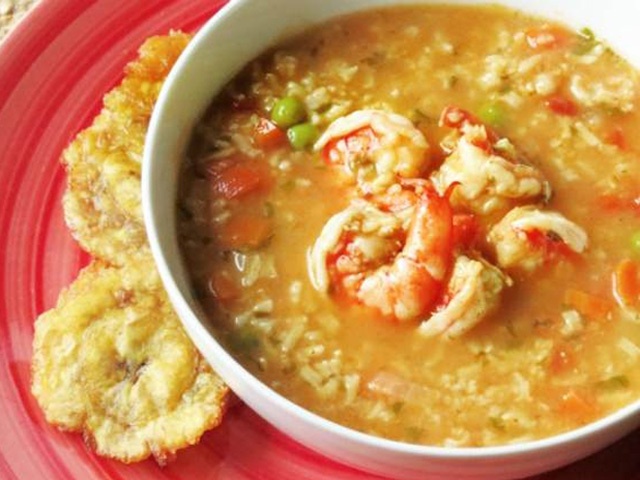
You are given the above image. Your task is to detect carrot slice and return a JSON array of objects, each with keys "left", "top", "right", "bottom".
[
  {"left": 254, "top": 117, "right": 287, "bottom": 149},
  {"left": 209, "top": 271, "right": 240, "bottom": 303},
  {"left": 613, "top": 259, "right": 640, "bottom": 307},
  {"left": 557, "top": 389, "right": 598, "bottom": 421},
  {"left": 548, "top": 344, "right": 575, "bottom": 375},
  {"left": 208, "top": 156, "right": 272, "bottom": 200},
  {"left": 217, "top": 213, "right": 272, "bottom": 250},
  {"left": 564, "top": 288, "right": 611, "bottom": 319},
  {"left": 525, "top": 25, "right": 569, "bottom": 50}
]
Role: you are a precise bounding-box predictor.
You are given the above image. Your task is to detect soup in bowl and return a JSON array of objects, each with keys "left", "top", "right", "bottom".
[{"left": 143, "top": 0, "right": 640, "bottom": 478}]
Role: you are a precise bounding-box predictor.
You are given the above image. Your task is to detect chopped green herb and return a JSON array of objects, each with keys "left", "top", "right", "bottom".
[
  {"left": 362, "top": 51, "right": 386, "bottom": 66},
  {"left": 574, "top": 27, "right": 598, "bottom": 55},
  {"left": 596, "top": 375, "right": 630, "bottom": 391},
  {"left": 263, "top": 202, "right": 275, "bottom": 218},
  {"left": 228, "top": 330, "right": 260, "bottom": 354},
  {"left": 490, "top": 416, "right": 506, "bottom": 431},
  {"left": 410, "top": 108, "right": 435, "bottom": 124},
  {"left": 281, "top": 179, "right": 296, "bottom": 192},
  {"left": 405, "top": 426, "right": 424, "bottom": 442},
  {"left": 391, "top": 401, "right": 404, "bottom": 414}
]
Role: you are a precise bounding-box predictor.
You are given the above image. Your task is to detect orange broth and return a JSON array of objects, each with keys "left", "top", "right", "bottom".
[{"left": 178, "top": 5, "right": 640, "bottom": 446}]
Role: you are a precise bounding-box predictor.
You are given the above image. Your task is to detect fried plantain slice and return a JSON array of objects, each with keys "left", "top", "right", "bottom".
[
  {"left": 31, "top": 252, "right": 229, "bottom": 463},
  {"left": 62, "top": 32, "right": 191, "bottom": 265}
]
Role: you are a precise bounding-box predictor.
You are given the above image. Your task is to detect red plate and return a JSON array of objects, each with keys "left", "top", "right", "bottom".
[{"left": 0, "top": 1, "right": 639, "bottom": 478}]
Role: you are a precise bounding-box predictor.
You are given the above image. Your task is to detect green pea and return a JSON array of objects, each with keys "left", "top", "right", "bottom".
[
  {"left": 478, "top": 101, "right": 506, "bottom": 128},
  {"left": 270, "top": 96, "right": 307, "bottom": 128},
  {"left": 287, "top": 122, "right": 319, "bottom": 150},
  {"left": 630, "top": 231, "right": 640, "bottom": 253}
]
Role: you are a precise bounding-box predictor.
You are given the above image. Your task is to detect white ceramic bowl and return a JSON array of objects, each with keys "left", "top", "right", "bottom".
[{"left": 143, "top": 1, "right": 640, "bottom": 478}]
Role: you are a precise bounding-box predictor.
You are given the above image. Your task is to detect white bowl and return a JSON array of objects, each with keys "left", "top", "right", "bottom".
[{"left": 143, "top": 1, "right": 640, "bottom": 478}]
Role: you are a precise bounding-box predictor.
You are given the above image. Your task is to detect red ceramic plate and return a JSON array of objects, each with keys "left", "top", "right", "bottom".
[{"left": 1, "top": 1, "right": 639, "bottom": 478}]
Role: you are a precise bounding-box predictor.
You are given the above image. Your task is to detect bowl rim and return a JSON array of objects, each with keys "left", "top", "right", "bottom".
[{"left": 142, "top": 0, "right": 640, "bottom": 466}]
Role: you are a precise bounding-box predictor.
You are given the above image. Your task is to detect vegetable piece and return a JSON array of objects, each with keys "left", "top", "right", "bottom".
[
  {"left": 489, "top": 416, "right": 506, "bottom": 431},
  {"left": 544, "top": 95, "right": 579, "bottom": 116},
  {"left": 599, "top": 193, "right": 640, "bottom": 215},
  {"left": 254, "top": 117, "right": 287, "bottom": 149},
  {"left": 604, "top": 126, "right": 627, "bottom": 150},
  {"left": 548, "top": 344, "right": 575, "bottom": 374},
  {"left": 478, "top": 102, "right": 506, "bottom": 128},
  {"left": 287, "top": 122, "right": 319, "bottom": 150},
  {"left": 270, "top": 96, "right": 307, "bottom": 128},
  {"left": 574, "top": 27, "right": 597, "bottom": 55},
  {"left": 557, "top": 389, "right": 597, "bottom": 420},
  {"left": 630, "top": 231, "right": 640, "bottom": 254},
  {"left": 613, "top": 259, "right": 640, "bottom": 308},
  {"left": 208, "top": 157, "right": 272, "bottom": 200},
  {"left": 209, "top": 270, "right": 240, "bottom": 303},
  {"left": 596, "top": 375, "right": 630, "bottom": 391},
  {"left": 228, "top": 329, "right": 260, "bottom": 354},
  {"left": 525, "top": 25, "right": 569, "bottom": 50},
  {"left": 564, "top": 288, "right": 611, "bottom": 319},
  {"left": 217, "top": 213, "right": 273, "bottom": 250}
]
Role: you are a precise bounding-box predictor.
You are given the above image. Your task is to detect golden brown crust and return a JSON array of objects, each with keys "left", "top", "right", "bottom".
[
  {"left": 31, "top": 254, "right": 229, "bottom": 463},
  {"left": 62, "top": 32, "right": 191, "bottom": 265},
  {"left": 33, "top": 32, "right": 229, "bottom": 464}
]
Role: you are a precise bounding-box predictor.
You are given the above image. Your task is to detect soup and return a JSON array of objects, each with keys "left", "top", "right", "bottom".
[{"left": 178, "top": 4, "right": 640, "bottom": 447}]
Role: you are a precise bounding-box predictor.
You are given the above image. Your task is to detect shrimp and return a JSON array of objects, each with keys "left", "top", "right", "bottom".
[
  {"left": 309, "top": 180, "right": 453, "bottom": 322},
  {"left": 419, "top": 255, "right": 511, "bottom": 338},
  {"left": 314, "top": 109, "right": 430, "bottom": 194},
  {"left": 432, "top": 106, "right": 551, "bottom": 216},
  {"left": 488, "top": 206, "right": 588, "bottom": 272}
]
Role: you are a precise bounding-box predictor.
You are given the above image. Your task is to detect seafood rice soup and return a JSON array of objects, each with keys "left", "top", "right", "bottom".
[{"left": 177, "top": 4, "right": 640, "bottom": 447}]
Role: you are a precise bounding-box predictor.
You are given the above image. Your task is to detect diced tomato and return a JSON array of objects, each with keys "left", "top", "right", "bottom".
[
  {"left": 254, "top": 117, "right": 287, "bottom": 149},
  {"left": 524, "top": 228, "right": 573, "bottom": 260},
  {"left": 548, "top": 344, "right": 576, "bottom": 375},
  {"left": 322, "top": 127, "right": 379, "bottom": 166},
  {"left": 564, "top": 288, "right": 611, "bottom": 319},
  {"left": 613, "top": 259, "right": 640, "bottom": 308},
  {"left": 217, "top": 213, "right": 272, "bottom": 250},
  {"left": 604, "top": 126, "right": 627, "bottom": 150},
  {"left": 544, "top": 95, "right": 579, "bottom": 116},
  {"left": 209, "top": 270, "right": 240, "bottom": 303},
  {"left": 452, "top": 213, "right": 480, "bottom": 250},
  {"left": 525, "top": 25, "right": 569, "bottom": 50},
  {"left": 207, "top": 156, "right": 272, "bottom": 200},
  {"left": 556, "top": 389, "right": 598, "bottom": 421},
  {"left": 598, "top": 193, "right": 640, "bottom": 216}
]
